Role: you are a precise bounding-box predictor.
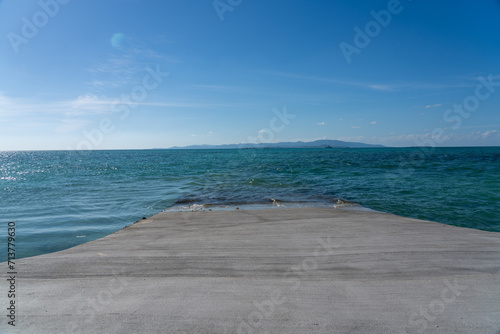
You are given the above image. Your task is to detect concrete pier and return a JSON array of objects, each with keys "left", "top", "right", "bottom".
[{"left": 2, "top": 208, "right": 500, "bottom": 333}]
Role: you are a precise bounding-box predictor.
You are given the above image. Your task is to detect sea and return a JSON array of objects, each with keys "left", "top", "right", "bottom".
[{"left": 1, "top": 147, "right": 499, "bottom": 262}]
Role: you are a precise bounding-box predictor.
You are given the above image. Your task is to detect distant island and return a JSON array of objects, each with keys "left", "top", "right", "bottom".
[{"left": 164, "top": 139, "right": 385, "bottom": 150}]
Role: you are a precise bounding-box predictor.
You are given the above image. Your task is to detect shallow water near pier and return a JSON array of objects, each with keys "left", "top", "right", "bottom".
[{"left": 1, "top": 146, "right": 499, "bottom": 261}]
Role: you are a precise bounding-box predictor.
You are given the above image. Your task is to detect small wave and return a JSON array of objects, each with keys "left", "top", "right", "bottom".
[
  {"left": 333, "top": 198, "right": 358, "bottom": 208},
  {"left": 270, "top": 198, "right": 283, "bottom": 207},
  {"left": 165, "top": 196, "right": 368, "bottom": 212}
]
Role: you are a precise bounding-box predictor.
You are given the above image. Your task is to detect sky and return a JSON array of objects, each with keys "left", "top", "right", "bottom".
[{"left": 0, "top": 0, "right": 499, "bottom": 150}]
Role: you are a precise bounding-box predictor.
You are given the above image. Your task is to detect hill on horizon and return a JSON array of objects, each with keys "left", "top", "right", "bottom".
[{"left": 165, "top": 139, "right": 385, "bottom": 150}]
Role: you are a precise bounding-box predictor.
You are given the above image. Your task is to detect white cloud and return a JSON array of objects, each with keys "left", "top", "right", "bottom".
[
  {"left": 63, "top": 95, "right": 115, "bottom": 114},
  {"left": 317, "top": 122, "right": 326, "bottom": 126},
  {"left": 480, "top": 130, "right": 499, "bottom": 138},
  {"left": 425, "top": 104, "right": 442, "bottom": 109},
  {"left": 370, "top": 121, "right": 377, "bottom": 124}
]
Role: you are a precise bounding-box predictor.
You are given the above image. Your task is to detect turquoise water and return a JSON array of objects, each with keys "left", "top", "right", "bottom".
[{"left": 1, "top": 147, "right": 499, "bottom": 261}]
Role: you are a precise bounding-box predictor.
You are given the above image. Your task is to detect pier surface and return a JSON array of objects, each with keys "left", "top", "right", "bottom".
[{"left": 3, "top": 208, "right": 500, "bottom": 333}]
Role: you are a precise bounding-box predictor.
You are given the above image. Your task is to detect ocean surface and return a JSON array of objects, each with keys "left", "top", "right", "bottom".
[{"left": 1, "top": 147, "right": 499, "bottom": 262}]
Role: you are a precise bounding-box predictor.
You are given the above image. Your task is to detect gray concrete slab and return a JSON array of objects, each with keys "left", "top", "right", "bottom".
[{"left": 1, "top": 208, "right": 500, "bottom": 334}]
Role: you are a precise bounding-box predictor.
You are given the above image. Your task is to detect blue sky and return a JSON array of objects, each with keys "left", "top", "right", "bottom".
[{"left": 0, "top": 0, "right": 499, "bottom": 150}]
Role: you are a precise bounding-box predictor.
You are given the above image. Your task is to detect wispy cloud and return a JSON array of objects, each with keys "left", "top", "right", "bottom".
[
  {"left": 0, "top": 93, "right": 37, "bottom": 115},
  {"left": 61, "top": 95, "right": 230, "bottom": 115},
  {"left": 86, "top": 37, "right": 178, "bottom": 92},
  {"left": 261, "top": 70, "right": 388, "bottom": 91},
  {"left": 425, "top": 104, "right": 442, "bottom": 109},
  {"left": 61, "top": 95, "right": 115, "bottom": 114},
  {"left": 0, "top": 93, "right": 111, "bottom": 116},
  {"left": 367, "top": 85, "right": 394, "bottom": 91},
  {"left": 478, "top": 129, "right": 499, "bottom": 139},
  {"left": 261, "top": 70, "right": 500, "bottom": 92},
  {"left": 0, "top": 93, "right": 227, "bottom": 117},
  {"left": 86, "top": 55, "right": 141, "bottom": 90},
  {"left": 0, "top": 93, "right": 12, "bottom": 106},
  {"left": 183, "top": 84, "right": 247, "bottom": 93},
  {"left": 317, "top": 122, "right": 327, "bottom": 126},
  {"left": 460, "top": 124, "right": 500, "bottom": 129}
]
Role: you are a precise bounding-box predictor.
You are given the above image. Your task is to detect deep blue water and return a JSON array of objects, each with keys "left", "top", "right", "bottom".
[{"left": 1, "top": 147, "right": 499, "bottom": 261}]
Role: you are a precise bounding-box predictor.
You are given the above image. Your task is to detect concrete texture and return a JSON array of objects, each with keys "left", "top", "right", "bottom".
[{"left": 2, "top": 208, "right": 500, "bottom": 334}]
